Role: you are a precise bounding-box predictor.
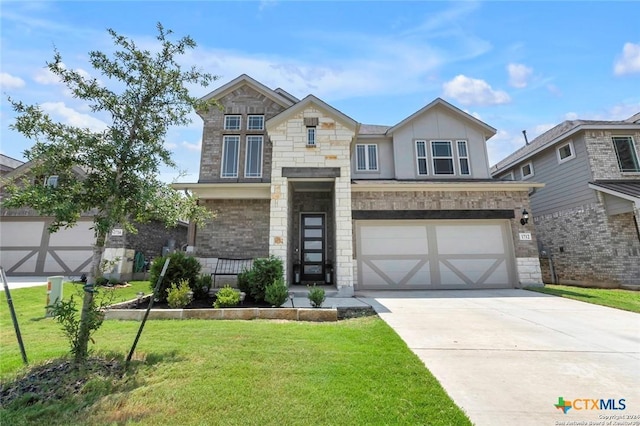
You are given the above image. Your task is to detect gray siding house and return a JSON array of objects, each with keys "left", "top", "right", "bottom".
[
  {"left": 174, "top": 75, "right": 544, "bottom": 296},
  {"left": 491, "top": 114, "right": 640, "bottom": 287}
]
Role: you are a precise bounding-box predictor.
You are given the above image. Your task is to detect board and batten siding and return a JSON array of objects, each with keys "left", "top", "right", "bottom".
[
  {"left": 351, "top": 137, "right": 395, "bottom": 180},
  {"left": 392, "top": 106, "right": 491, "bottom": 180}
]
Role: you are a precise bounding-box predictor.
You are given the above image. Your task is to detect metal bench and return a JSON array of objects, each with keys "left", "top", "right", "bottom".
[{"left": 211, "top": 258, "right": 253, "bottom": 288}]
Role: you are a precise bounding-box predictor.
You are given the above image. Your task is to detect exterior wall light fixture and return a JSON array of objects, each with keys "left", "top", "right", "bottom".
[{"left": 520, "top": 209, "right": 529, "bottom": 226}]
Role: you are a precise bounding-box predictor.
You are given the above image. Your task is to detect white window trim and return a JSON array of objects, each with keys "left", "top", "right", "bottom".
[
  {"left": 306, "top": 127, "right": 316, "bottom": 146},
  {"left": 224, "top": 115, "right": 241, "bottom": 131},
  {"left": 556, "top": 140, "right": 576, "bottom": 164},
  {"left": 355, "top": 144, "right": 378, "bottom": 171},
  {"left": 247, "top": 115, "right": 264, "bottom": 131},
  {"left": 415, "top": 140, "right": 428, "bottom": 175},
  {"left": 521, "top": 161, "right": 534, "bottom": 180},
  {"left": 500, "top": 171, "right": 515, "bottom": 181},
  {"left": 46, "top": 175, "right": 59, "bottom": 188},
  {"left": 456, "top": 140, "right": 471, "bottom": 176},
  {"left": 244, "top": 136, "right": 263, "bottom": 178},
  {"left": 431, "top": 140, "right": 455, "bottom": 175},
  {"left": 221, "top": 135, "right": 240, "bottom": 178}
]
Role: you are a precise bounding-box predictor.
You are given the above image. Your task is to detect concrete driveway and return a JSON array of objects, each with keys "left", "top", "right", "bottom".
[{"left": 357, "top": 289, "right": 640, "bottom": 426}]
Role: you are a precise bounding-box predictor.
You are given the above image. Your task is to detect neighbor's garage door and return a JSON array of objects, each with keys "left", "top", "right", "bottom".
[
  {"left": 356, "top": 220, "right": 515, "bottom": 290},
  {"left": 0, "top": 219, "right": 94, "bottom": 276}
]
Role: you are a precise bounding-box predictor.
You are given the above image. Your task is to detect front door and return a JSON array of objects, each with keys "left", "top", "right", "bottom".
[{"left": 301, "top": 214, "right": 325, "bottom": 282}]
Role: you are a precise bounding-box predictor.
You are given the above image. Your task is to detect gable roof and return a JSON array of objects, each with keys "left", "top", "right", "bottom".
[
  {"left": 387, "top": 98, "right": 496, "bottom": 139},
  {"left": 491, "top": 116, "right": 640, "bottom": 174},
  {"left": 199, "top": 74, "right": 296, "bottom": 108},
  {"left": 266, "top": 94, "right": 358, "bottom": 131},
  {"left": 2, "top": 158, "right": 87, "bottom": 183},
  {"left": 0, "top": 154, "right": 24, "bottom": 173}
]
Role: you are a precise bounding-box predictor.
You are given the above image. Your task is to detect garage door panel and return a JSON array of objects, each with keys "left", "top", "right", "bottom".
[
  {"left": 0, "top": 250, "right": 38, "bottom": 273},
  {"left": 357, "top": 220, "right": 515, "bottom": 290},
  {"left": 0, "top": 222, "right": 44, "bottom": 246}
]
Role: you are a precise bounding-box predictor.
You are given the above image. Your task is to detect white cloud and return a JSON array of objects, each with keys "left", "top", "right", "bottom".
[
  {"left": 40, "top": 102, "right": 108, "bottom": 132},
  {"left": 564, "top": 112, "right": 578, "bottom": 120},
  {"left": 507, "top": 63, "right": 533, "bottom": 88},
  {"left": 0, "top": 72, "right": 26, "bottom": 89},
  {"left": 486, "top": 129, "right": 526, "bottom": 166},
  {"left": 533, "top": 123, "right": 555, "bottom": 137},
  {"left": 182, "top": 140, "right": 202, "bottom": 152},
  {"left": 442, "top": 75, "right": 511, "bottom": 106},
  {"left": 614, "top": 42, "right": 640, "bottom": 75},
  {"left": 34, "top": 67, "right": 62, "bottom": 85}
]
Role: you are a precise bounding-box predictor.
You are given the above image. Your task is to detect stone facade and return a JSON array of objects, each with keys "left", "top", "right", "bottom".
[
  {"left": 585, "top": 130, "right": 640, "bottom": 180},
  {"left": 533, "top": 201, "right": 640, "bottom": 286}
]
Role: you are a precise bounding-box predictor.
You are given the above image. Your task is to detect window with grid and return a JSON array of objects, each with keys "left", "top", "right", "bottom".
[
  {"left": 612, "top": 136, "right": 640, "bottom": 172},
  {"left": 356, "top": 144, "right": 378, "bottom": 171},
  {"left": 245, "top": 136, "right": 263, "bottom": 178},
  {"left": 307, "top": 127, "right": 316, "bottom": 146},
  {"left": 221, "top": 136, "right": 240, "bottom": 178},
  {"left": 432, "top": 141, "right": 454, "bottom": 175},
  {"left": 247, "top": 115, "right": 264, "bottom": 131},
  {"left": 224, "top": 115, "right": 241, "bottom": 130},
  {"left": 416, "top": 140, "right": 428, "bottom": 175},
  {"left": 457, "top": 140, "right": 470, "bottom": 175}
]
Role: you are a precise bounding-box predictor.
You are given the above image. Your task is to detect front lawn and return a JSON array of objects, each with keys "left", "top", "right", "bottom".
[
  {"left": 526, "top": 284, "right": 640, "bottom": 313},
  {"left": 1, "top": 283, "right": 470, "bottom": 425}
]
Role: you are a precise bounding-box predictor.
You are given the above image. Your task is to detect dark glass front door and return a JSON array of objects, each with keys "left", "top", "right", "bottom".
[{"left": 301, "top": 214, "right": 325, "bottom": 282}]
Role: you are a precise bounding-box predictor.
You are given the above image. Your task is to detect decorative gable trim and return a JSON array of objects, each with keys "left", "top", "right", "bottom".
[{"left": 266, "top": 95, "right": 357, "bottom": 131}]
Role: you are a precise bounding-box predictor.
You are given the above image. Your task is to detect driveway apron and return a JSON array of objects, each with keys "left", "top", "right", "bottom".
[{"left": 358, "top": 289, "right": 640, "bottom": 426}]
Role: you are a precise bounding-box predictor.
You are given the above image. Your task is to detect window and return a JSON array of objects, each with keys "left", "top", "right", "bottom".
[
  {"left": 612, "top": 136, "right": 640, "bottom": 172},
  {"left": 245, "top": 136, "right": 263, "bottom": 178},
  {"left": 221, "top": 136, "right": 240, "bottom": 177},
  {"left": 46, "top": 175, "right": 59, "bottom": 188},
  {"left": 224, "top": 115, "right": 241, "bottom": 131},
  {"left": 247, "top": 115, "right": 264, "bottom": 130},
  {"left": 500, "top": 171, "right": 515, "bottom": 181},
  {"left": 432, "top": 141, "right": 454, "bottom": 175},
  {"left": 521, "top": 162, "right": 534, "bottom": 179},
  {"left": 556, "top": 141, "right": 575, "bottom": 163},
  {"left": 415, "top": 140, "right": 428, "bottom": 175},
  {"left": 457, "top": 140, "right": 470, "bottom": 175},
  {"left": 307, "top": 127, "right": 316, "bottom": 146},
  {"left": 356, "top": 144, "right": 378, "bottom": 171}
]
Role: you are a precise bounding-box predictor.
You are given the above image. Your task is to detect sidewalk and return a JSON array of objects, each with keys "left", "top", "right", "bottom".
[{"left": 0, "top": 276, "right": 49, "bottom": 291}]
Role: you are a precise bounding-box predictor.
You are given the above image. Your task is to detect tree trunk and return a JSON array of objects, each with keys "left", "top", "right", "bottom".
[{"left": 74, "top": 230, "right": 106, "bottom": 364}]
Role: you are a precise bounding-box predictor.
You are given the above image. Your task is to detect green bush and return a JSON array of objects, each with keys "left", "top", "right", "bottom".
[
  {"left": 245, "top": 256, "right": 283, "bottom": 303},
  {"left": 308, "top": 285, "right": 325, "bottom": 308},
  {"left": 265, "top": 278, "right": 289, "bottom": 307},
  {"left": 95, "top": 276, "right": 109, "bottom": 286},
  {"left": 166, "top": 279, "right": 192, "bottom": 309},
  {"left": 236, "top": 268, "right": 253, "bottom": 295},
  {"left": 214, "top": 285, "right": 240, "bottom": 308},
  {"left": 193, "top": 273, "right": 212, "bottom": 300},
  {"left": 149, "top": 251, "right": 201, "bottom": 303}
]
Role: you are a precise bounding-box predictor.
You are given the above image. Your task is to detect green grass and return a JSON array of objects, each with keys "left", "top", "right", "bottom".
[
  {"left": 526, "top": 284, "right": 640, "bottom": 313},
  {"left": 1, "top": 284, "right": 470, "bottom": 425}
]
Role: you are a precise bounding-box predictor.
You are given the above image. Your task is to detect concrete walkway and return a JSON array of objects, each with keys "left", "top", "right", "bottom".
[
  {"left": 358, "top": 289, "right": 640, "bottom": 426},
  {"left": 0, "top": 276, "right": 50, "bottom": 291}
]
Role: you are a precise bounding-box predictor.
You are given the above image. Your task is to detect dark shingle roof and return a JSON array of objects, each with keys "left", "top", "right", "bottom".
[
  {"left": 359, "top": 124, "right": 392, "bottom": 135},
  {"left": 590, "top": 180, "right": 640, "bottom": 199}
]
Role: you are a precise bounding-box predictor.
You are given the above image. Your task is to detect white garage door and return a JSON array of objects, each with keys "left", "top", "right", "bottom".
[
  {"left": 0, "top": 219, "right": 94, "bottom": 276},
  {"left": 356, "top": 220, "right": 515, "bottom": 290}
]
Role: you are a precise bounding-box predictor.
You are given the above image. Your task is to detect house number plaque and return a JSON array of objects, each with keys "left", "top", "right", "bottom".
[{"left": 519, "top": 233, "right": 532, "bottom": 241}]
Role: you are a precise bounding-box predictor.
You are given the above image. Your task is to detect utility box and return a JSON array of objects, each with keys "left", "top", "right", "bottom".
[{"left": 46, "top": 276, "right": 64, "bottom": 317}]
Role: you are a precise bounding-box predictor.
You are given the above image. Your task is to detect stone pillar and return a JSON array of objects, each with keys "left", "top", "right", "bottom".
[
  {"left": 334, "top": 171, "right": 354, "bottom": 296},
  {"left": 516, "top": 257, "right": 543, "bottom": 287},
  {"left": 269, "top": 171, "right": 289, "bottom": 279}
]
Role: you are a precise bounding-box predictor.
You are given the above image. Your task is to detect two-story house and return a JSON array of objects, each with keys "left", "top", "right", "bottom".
[
  {"left": 174, "top": 75, "right": 544, "bottom": 296},
  {"left": 491, "top": 115, "right": 640, "bottom": 288}
]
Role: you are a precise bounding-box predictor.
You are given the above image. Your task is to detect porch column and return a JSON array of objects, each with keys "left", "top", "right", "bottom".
[
  {"left": 334, "top": 173, "right": 354, "bottom": 296},
  {"left": 269, "top": 173, "right": 289, "bottom": 281}
]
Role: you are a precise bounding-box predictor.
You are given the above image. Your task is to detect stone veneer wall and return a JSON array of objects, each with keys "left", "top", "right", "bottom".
[
  {"left": 198, "top": 86, "right": 287, "bottom": 183},
  {"left": 268, "top": 106, "right": 355, "bottom": 296},
  {"left": 533, "top": 201, "right": 640, "bottom": 286},
  {"left": 584, "top": 130, "right": 640, "bottom": 180},
  {"left": 351, "top": 190, "right": 542, "bottom": 286},
  {"left": 195, "top": 199, "right": 270, "bottom": 259}
]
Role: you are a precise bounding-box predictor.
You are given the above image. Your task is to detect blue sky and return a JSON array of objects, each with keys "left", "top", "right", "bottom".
[{"left": 1, "top": 1, "right": 639, "bottom": 182}]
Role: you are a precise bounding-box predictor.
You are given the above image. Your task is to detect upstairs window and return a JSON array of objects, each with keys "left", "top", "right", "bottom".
[
  {"left": 432, "top": 141, "right": 454, "bottom": 175},
  {"left": 521, "top": 162, "right": 534, "bottom": 179},
  {"left": 245, "top": 136, "right": 263, "bottom": 178},
  {"left": 307, "top": 127, "right": 316, "bottom": 146},
  {"left": 612, "top": 136, "right": 640, "bottom": 172},
  {"left": 221, "top": 136, "right": 240, "bottom": 178},
  {"left": 356, "top": 144, "right": 378, "bottom": 171},
  {"left": 415, "top": 140, "right": 428, "bottom": 175},
  {"left": 557, "top": 141, "right": 575, "bottom": 164},
  {"left": 46, "top": 175, "right": 59, "bottom": 188},
  {"left": 247, "top": 115, "right": 264, "bottom": 131},
  {"left": 457, "top": 140, "right": 470, "bottom": 175},
  {"left": 224, "top": 115, "right": 241, "bottom": 131},
  {"left": 500, "top": 171, "right": 515, "bottom": 181}
]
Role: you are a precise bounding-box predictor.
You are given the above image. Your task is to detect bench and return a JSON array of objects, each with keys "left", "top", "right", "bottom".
[{"left": 211, "top": 258, "right": 254, "bottom": 288}]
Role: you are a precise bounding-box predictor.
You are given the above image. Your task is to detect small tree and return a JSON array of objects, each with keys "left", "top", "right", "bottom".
[{"left": 3, "top": 23, "right": 216, "bottom": 363}]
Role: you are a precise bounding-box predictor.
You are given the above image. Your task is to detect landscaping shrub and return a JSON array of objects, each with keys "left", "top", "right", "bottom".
[
  {"left": 193, "top": 273, "right": 212, "bottom": 300},
  {"left": 245, "top": 256, "right": 283, "bottom": 303},
  {"left": 236, "top": 268, "right": 254, "bottom": 295},
  {"left": 149, "top": 251, "right": 201, "bottom": 302},
  {"left": 265, "top": 278, "right": 289, "bottom": 307},
  {"left": 214, "top": 285, "right": 240, "bottom": 308},
  {"left": 166, "top": 279, "right": 192, "bottom": 309},
  {"left": 308, "top": 285, "right": 325, "bottom": 308}
]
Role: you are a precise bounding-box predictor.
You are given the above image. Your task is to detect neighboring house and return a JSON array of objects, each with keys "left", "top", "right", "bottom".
[
  {"left": 174, "top": 75, "right": 543, "bottom": 296},
  {"left": 491, "top": 114, "right": 640, "bottom": 287},
  {"left": 0, "top": 155, "right": 187, "bottom": 278}
]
